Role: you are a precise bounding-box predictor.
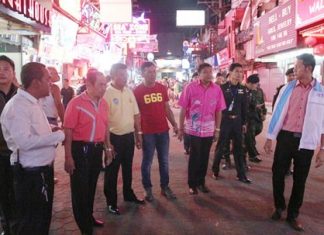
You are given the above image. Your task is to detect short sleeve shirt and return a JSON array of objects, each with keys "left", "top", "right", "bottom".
[
  {"left": 178, "top": 80, "right": 226, "bottom": 137},
  {"left": 64, "top": 92, "right": 109, "bottom": 142},
  {"left": 104, "top": 85, "right": 139, "bottom": 135},
  {"left": 134, "top": 83, "right": 169, "bottom": 134}
]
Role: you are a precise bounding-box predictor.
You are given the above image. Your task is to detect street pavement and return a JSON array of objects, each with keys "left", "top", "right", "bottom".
[{"left": 47, "top": 107, "right": 323, "bottom": 234}]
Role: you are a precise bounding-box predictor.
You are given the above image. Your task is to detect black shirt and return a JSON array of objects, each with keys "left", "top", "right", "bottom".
[
  {"left": 220, "top": 81, "right": 247, "bottom": 124},
  {"left": 61, "top": 86, "right": 74, "bottom": 107}
]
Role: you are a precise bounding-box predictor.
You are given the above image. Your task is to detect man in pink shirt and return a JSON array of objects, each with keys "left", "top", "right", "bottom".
[
  {"left": 178, "top": 63, "right": 225, "bottom": 195},
  {"left": 64, "top": 69, "right": 113, "bottom": 235},
  {"left": 264, "top": 54, "right": 324, "bottom": 231}
]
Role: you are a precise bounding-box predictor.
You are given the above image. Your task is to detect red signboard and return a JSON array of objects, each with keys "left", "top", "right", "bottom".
[
  {"left": 216, "top": 47, "right": 232, "bottom": 68},
  {"left": 254, "top": 0, "right": 297, "bottom": 57},
  {"left": 296, "top": 0, "right": 324, "bottom": 29},
  {"left": 1, "top": 0, "right": 51, "bottom": 27}
]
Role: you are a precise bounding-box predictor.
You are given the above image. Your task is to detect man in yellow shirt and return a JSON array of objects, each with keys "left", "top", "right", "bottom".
[{"left": 104, "top": 63, "right": 144, "bottom": 215}]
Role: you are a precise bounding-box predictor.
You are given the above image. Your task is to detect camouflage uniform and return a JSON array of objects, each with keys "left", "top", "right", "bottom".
[{"left": 245, "top": 87, "right": 266, "bottom": 161}]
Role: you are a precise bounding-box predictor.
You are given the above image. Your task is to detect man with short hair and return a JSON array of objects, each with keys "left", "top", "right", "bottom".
[
  {"left": 61, "top": 78, "right": 74, "bottom": 109},
  {"left": 272, "top": 68, "right": 295, "bottom": 110},
  {"left": 0, "top": 62, "right": 65, "bottom": 234},
  {"left": 178, "top": 63, "right": 225, "bottom": 194},
  {"left": 215, "top": 72, "right": 225, "bottom": 85},
  {"left": 212, "top": 63, "right": 251, "bottom": 184},
  {"left": 104, "top": 63, "right": 144, "bottom": 215},
  {"left": 245, "top": 74, "right": 263, "bottom": 163},
  {"left": 264, "top": 53, "right": 324, "bottom": 231},
  {"left": 134, "top": 61, "right": 178, "bottom": 202},
  {"left": 64, "top": 69, "right": 112, "bottom": 235},
  {"left": 0, "top": 55, "right": 18, "bottom": 235}
]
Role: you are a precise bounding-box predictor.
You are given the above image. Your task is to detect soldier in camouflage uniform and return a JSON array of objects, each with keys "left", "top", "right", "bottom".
[{"left": 245, "top": 74, "right": 266, "bottom": 163}]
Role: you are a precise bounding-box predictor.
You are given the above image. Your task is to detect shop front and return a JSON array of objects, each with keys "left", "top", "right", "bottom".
[{"left": 0, "top": 0, "right": 51, "bottom": 79}]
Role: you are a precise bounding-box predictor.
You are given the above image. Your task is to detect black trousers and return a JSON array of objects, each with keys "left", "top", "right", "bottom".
[
  {"left": 71, "top": 142, "right": 103, "bottom": 234},
  {"left": 0, "top": 155, "right": 16, "bottom": 235},
  {"left": 14, "top": 165, "right": 54, "bottom": 235},
  {"left": 272, "top": 130, "right": 313, "bottom": 220},
  {"left": 188, "top": 135, "right": 213, "bottom": 188},
  {"left": 104, "top": 133, "right": 135, "bottom": 207},
  {"left": 212, "top": 118, "right": 246, "bottom": 179}
]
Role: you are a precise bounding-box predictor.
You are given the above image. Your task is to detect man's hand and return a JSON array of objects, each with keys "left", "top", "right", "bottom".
[
  {"left": 264, "top": 139, "right": 273, "bottom": 155},
  {"left": 173, "top": 125, "right": 179, "bottom": 136},
  {"left": 64, "top": 156, "right": 75, "bottom": 175},
  {"left": 213, "top": 129, "right": 220, "bottom": 142},
  {"left": 315, "top": 150, "right": 324, "bottom": 168},
  {"left": 104, "top": 146, "right": 115, "bottom": 167},
  {"left": 178, "top": 129, "right": 184, "bottom": 141},
  {"left": 135, "top": 134, "right": 143, "bottom": 149}
]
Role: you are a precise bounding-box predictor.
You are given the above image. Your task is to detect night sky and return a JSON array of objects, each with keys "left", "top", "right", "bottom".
[
  {"left": 136, "top": 0, "right": 205, "bottom": 57},
  {"left": 137, "top": 0, "right": 202, "bottom": 34}
]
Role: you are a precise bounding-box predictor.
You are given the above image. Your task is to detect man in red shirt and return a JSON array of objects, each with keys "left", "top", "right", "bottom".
[
  {"left": 64, "top": 69, "right": 113, "bottom": 235},
  {"left": 134, "top": 62, "right": 178, "bottom": 202}
]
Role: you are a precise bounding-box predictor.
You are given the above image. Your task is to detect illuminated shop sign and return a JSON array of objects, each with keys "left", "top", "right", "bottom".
[
  {"left": 254, "top": 0, "right": 297, "bottom": 57},
  {"left": 1, "top": 0, "right": 51, "bottom": 27},
  {"left": 296, "top": 0, "right": 324, "bottom": 29},
  {"left": 111, "top": 18, "right": 150, "bottom": 36},
  {"left": 80, "top": 2, "right": 108, "bottom": 36}
]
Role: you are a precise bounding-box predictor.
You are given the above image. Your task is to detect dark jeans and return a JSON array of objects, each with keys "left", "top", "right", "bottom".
[
  {"left": 142, "top": 131, "right": 170, "bottom": 189},
  {"left": 70, "top": 142, "right": 103, "bottom": 234},
  {"left": 104, "top": 133, "right": 136, "bottom": 207},
  {"left": 0, "top": 155, "right": 16, "bottom": 234},
  {"left": 212, "top": 118, "right": 246, "bottom": 179},
  {"left": 14, "top": 165, "right": 54, "bottom": 235},
  {"left": 272, "top": 130, "right": 313, "bottom": 220},
  {"left": 188, "top": 135, "right": 213, "bottom": 188}
]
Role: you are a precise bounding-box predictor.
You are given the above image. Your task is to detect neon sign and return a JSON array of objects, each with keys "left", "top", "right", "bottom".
[{"left": 1, "top": 0, "right": 51, "bottom": 27}]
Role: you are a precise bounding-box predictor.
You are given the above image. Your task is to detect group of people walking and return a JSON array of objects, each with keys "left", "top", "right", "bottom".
[{"left": 0, "top": 53, "right": 323, "bottom": 235}]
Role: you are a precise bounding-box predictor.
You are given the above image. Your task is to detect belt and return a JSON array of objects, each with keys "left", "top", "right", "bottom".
[
  {"left": 23, "top": 165, "right": 53, "bottom": 173},
  {"left": 73, "top": 141, "right": 104, "bottom": 148},
  {"left": 281, "top": 130, "right": 302, "bottom": 138},
  {"left": 226, "top": 115, "right": 238, "bottom": 119}
]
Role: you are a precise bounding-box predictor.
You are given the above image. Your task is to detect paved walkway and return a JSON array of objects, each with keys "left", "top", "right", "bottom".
[{"left": 39, "top": 108, "right": 324, "bottom": 234}]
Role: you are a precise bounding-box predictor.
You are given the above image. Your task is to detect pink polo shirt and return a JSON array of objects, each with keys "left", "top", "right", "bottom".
[
  {"left": 179, "top": 80, "right": 226, "bottom": 137},
  {"left": 282, "top": 80, "right": 315, "bottom": 133},
  {"left": 64, "top": 92, "right": 109, "bottom": 142}
]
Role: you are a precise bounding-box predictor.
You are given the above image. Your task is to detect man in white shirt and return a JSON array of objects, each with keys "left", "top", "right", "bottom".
[{"left": 0, "top": 62, "right": 65, "bottom": 234}]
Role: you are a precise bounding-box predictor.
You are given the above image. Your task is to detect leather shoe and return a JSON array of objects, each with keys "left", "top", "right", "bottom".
[
  {"left": 92, "top": 218, "right": 104, "bottom": 227},
  {"left": 124, "top": 197, "right": 145, "bottom": 205},
  {"left": 271, "top": 208, "right": 283, "bottom": 221},
  {"left": 237, "top": 177, "right": 252, "bottom": 184},
  {"left": 197, "top": 185, "right": 210, "bottom": 193},
  {"left": 286, "top": 219, "right": 304, "bottom": 231},
  {"left": 189, "top": 187, "right": 198, "bottom": 195},
  {"left": 249, "top": 156, "right": 262, "bottom": 163}
]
